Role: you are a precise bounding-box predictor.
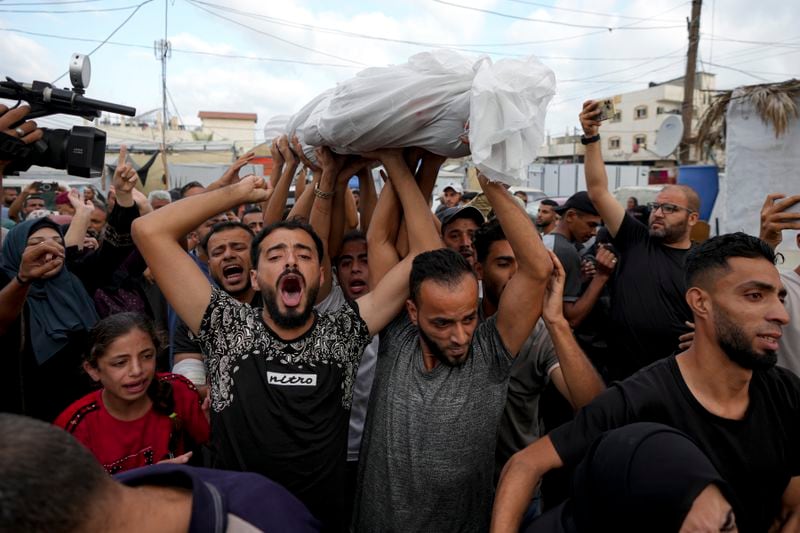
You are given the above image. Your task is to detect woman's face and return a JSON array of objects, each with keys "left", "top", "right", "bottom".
[
  {"left": 26, "top": 226, "right": 65, "bottom": 279},
  {"left": 84, "top": 328, "right": 157, "bottom": 405}
]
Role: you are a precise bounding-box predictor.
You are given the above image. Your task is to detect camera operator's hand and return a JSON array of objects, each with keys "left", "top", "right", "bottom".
[
  {"left": 18, "top": 239, "right": 65, "bottom": 283},
  {"left": 0, "top": 104, "right": 43, "bottom": 175},
  {"left": 579, "top": 100, "right": 602, "bottom": 138},
  {"left": 113, "top": 145, "right": 139, "bottom": 208}
]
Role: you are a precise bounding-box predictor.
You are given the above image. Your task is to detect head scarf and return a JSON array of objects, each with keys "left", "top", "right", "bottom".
[{"left": 0, "top": 218, "right": 99, "bottom": 364}]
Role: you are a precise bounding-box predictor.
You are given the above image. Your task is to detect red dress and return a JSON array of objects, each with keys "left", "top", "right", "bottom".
[{"left": 54, "top": 373, "right": 210, "bottom": 474}]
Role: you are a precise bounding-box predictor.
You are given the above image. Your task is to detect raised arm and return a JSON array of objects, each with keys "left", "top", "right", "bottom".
[
  {"left": 541, "top": 251, "right": 605, "bottom": 409},
  {"left": 482, "top": 174, "right": 553, "bottom": 356},
  {"left": 206, "top": 151, "right": 255, "bottom": 192},
  {"left": 491, "top": 436, "right": 563, "bottom": 533},
  {"left": 759, "top": 193, "right": 800, "bottom": 250},
  {"left": 366, "top": 175, "right": 401, "bottom": 289},
  {"left": 357, "top": 151, "right": 442, "bottom": 336},
  {"left": 264, "top": 136, "right": 298, "bottom": 225},
  {"left": 580, "top": 100, "right": 625, "bottom": 236},
  {"left": 0, "top": 239, "right": 64, "bottom": 335},
  {"left": 288, "top": 136, "right": 321, "bottom": 221},
  {"left": 357, "top": 167, "right": 377, "bottom": 233},
  {"left": 132, "top": 176, "right": 270, "bottom": 333},
  {"left": 396, "top": 150, "right": 444, "bottom": 257},
  {"left": 63, "top": 189, "right": 94, "bottom": 250},
  {"left": 309, "top": 147, "right": 342, "bottom": 304}
]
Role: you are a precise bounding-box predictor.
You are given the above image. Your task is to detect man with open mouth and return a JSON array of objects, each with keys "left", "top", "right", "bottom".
[
  {"left": 172, "top": 221, "right": 260, "bottom": 393},
  {"left": 132, "top": 143, "right": 441, "bottom": 532}
]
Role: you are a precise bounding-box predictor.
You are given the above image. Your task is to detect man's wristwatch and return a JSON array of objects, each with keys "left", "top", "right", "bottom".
[{"left": 581, "top": 134, "right": 600, "bottom": 145}]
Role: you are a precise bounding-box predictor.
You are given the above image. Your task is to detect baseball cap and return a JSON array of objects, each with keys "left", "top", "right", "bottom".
[
  {"left": 437, "top": 205, "right": 485, "bottom": 231},
  {"left": 442, "top": 181, "right": 463, "bottom": 194},
  {"left": 555, "top": 191, "right": 599, "bottom": 216}
]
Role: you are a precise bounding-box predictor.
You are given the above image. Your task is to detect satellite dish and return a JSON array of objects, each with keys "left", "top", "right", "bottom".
[{"left": 652, "top": 115, "right": 684, "bottom": 157}]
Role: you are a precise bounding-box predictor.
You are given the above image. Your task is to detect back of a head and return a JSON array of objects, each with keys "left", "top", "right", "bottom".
[
  {"left": 147, "top": 190, "right": 172, "bottom": 204},
  {"left": 0, "top": 414, "right": 110, "bottom": 533},
  {"left": 410, "top": 248, "right": 475, "bottom": 302},
  {"left": 685, "top": 232, "right": 775, "bottom": 289}
]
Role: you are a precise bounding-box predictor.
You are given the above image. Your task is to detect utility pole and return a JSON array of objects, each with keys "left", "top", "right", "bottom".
[
  {"left": 154, "top": 0, "right": 171, "bottom": 188},
  {"left": 679, "top": 0, "right": 702, "bottom": 164}
]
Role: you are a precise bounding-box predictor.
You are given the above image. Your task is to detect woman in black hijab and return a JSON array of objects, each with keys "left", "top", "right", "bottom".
[
  {"left": 527, "top": 422, "right": 738, "bottom": 532},
  {"left": 0, "top": 217, "right": 99, "bottom": 421}
]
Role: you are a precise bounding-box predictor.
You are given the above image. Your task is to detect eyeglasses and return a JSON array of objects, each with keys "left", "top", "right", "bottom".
[{"left": 647, "top": 202, "right": 695, "bottom": 215}]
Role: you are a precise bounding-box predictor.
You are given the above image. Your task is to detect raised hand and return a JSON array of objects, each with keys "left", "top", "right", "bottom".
[
  {"left": 542, "top": 250, "right": 567, "bottom": 325},
  {"left": 235, "top": 174, "right": 272, "bottom": 204},
  {"left": 594, "top": 244, "right": 618, "bottom": 278},
  {"left": 113, "top": 145, "right": 139, "bottom": 207},
  {"left": 18, "top": 239, "right": 65, "bottom": 283},
  {"left": 220, "top": 150, "right": 256, "bottom": 187},
  {"left": 579, "top": 100, "right": 602, "bottom": 137},
  {"left": 759, "top": 193, "right": 800, "bottom": 249},
  {"left": 67, "top": 188, "right": 94, "bottom": 218},
  {"left": 292, "top": 134, "right": 321, "bottom": 173}
]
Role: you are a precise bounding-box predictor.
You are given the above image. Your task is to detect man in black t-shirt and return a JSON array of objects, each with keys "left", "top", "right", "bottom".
[
  {"left": 578, "top": 100, "right": 700, "bottom": 379},
  {"left": 492, "top": 233, "right": 800, "bottom": 533},
  {"left": 133, "top": 140, "right": 441, "bottom": 531},
  {"left": 550, "top": 191, "right": 617, "bottom": 329}
]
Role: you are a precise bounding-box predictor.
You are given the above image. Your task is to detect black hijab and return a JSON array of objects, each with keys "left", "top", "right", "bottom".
[{"left": 0, "top": 218, "right": 99, "bottom": 364}]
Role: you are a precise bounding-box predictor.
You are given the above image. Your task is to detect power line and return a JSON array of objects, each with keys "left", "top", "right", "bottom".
[
  {"left": 51, "top": 0, "right": 154, "bottom": 84},
  {"left": 0, "top": 3, "right": 145, "bottom": 13},
  {"left": 186, "top": 0, "right": 684, "bottom": 60},
  {"left": 184, "top": 0, "right": 368, "bottom": 66},
  {"left": 0, "top": 0, "right": 104, "bottom": 5},
  {"left": 0, "top": 28, "right": 362, "bottom": 69},
  {"left": 499, "top": 0, "right": 685, "bottom": 23},
  {"left": 431, "top": 0, "right": 685, "bottom": 31}
]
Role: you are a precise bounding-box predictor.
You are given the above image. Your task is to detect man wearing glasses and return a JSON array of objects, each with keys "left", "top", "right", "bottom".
[{"left": 577, "top": 100, "right": 699, "bottom": 380}]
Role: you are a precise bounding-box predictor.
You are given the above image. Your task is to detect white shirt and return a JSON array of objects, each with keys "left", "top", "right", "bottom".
[{"left": 778, "top": 269, "right": 800, "bottom": 377}]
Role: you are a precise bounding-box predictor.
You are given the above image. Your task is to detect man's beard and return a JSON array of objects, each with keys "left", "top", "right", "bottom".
[
  {"left": 714, "top": 306, "right": 777, "bottom": 371},
  {"left": 263, "top": 277, "right": 320, "bottom": 329},
  {"left": 418, "top": 325, "right": 467, "bottom": 367},
  {"left": 649, "top": 216, "right": 688, "bottom": 244}
]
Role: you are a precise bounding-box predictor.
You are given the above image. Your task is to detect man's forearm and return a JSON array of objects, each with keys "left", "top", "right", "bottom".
[
  {"left": 64, "top": 210, "right": 91, "bottom": 249},
  {"left": 136, "top": 184, "right": 248, "bottom": 241},
  {"left": 584, "top": 142, "right": 608, "bottom": 197},
  {"left": 491, "top": 454, "right": 545, "bottom": 533},
  {"left": 483, "top": 180, "right": 550, "bottom": 279},
  {"left": 545, "top": 318, "right": 605, "bottom": 408},
  {"left": 384, "top": 159, "right": 439, "bottom": 253},
  {"left": 7, "top": 192, "right": 26, "bottom": 222},
  {"left": 563, "top": 274, "right": 609, "bottom": 328}
]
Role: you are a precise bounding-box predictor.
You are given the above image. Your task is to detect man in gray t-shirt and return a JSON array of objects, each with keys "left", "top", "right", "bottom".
[{"left": 353, "top": 175, "right": 554, "bottom": 533}]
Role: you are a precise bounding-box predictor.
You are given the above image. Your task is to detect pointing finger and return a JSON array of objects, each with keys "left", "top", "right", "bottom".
[{"left": 118, "top": 145, "right": 128, "bottom": 167}]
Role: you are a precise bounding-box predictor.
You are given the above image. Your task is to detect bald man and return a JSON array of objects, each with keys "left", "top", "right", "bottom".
[{"left": 579, "top": 101, "right": 700, "bottom": 379}]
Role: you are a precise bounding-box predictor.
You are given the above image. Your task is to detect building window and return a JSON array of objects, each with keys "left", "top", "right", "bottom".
[
  {"left": 611, "top": 111, "right": 622, "bottom": 123},
  {"left": 635, "top": 106, "right": 648, "bottom": 119},
  {"left": 634, "top": 134, "right": 647, "bottom": 146},
  {"left": 609, "top": 137, "right": 621, "bottom": 149}
]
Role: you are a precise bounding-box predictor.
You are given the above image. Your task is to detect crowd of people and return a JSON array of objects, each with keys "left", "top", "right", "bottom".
[{"left": 1, "top": 98, "right": 799, "bottom": 533}]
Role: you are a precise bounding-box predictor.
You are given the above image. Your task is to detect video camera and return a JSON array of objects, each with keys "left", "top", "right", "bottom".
[{"left": 0, "top": 53, "right": 136, "bottom": 177}]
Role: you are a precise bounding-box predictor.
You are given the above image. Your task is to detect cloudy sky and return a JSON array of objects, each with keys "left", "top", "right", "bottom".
[{"left": 2, "top": 0, "right": 797, "bottom": 144}]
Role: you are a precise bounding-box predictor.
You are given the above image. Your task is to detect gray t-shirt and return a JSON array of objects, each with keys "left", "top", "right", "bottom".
[
  {"left": 552, "top": 233, "right": 582, "bottom": 302},
  {"left": 353, "top": 312, "right": 513, "bottom": 533},
  {"left": 495, "top": 320, "right": 559, "bottom": 475}
]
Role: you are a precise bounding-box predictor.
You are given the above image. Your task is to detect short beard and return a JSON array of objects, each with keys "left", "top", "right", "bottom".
[
  {"left": 263, "top": 283, "right": 319, "bottom": 329},
  {"left": 418, "top": 325, "right": 466, "bottom": 367},
  {"left": 714, "top": 306, "right": 777, "bottom": 371},
  {"left": 649, "top": 217, "right": 688, "bottom": 244}
]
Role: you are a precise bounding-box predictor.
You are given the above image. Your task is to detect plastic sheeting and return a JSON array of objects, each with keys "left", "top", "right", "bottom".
[
  {"left": 286, "top": 50, "right": 556, "bottom": 185},
  {"left": 722, "top": 90, "right": 800, "bottom": 241}
]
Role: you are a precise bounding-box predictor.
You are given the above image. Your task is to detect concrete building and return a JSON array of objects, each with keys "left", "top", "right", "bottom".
[
  {"left": 539, "top": 72, "right": 718, "bottom": 168},
  {"left": 197, "top": 111, "right": 258, "bottom": 147}
]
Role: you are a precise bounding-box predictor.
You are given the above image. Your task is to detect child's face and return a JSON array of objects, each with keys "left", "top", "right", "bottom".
[{"left": 85, "top": 328, "right": 157, "bottom": 403}]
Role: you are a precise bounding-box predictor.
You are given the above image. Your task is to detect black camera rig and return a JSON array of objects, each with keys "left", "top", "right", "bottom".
[{"left": 0, "top": 54, "right": 136, "bottom": 177}]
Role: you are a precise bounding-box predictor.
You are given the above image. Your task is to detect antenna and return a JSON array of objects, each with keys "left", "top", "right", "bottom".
[{"left": 651, "top": 115, "right": 684, "bottom": 157}]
